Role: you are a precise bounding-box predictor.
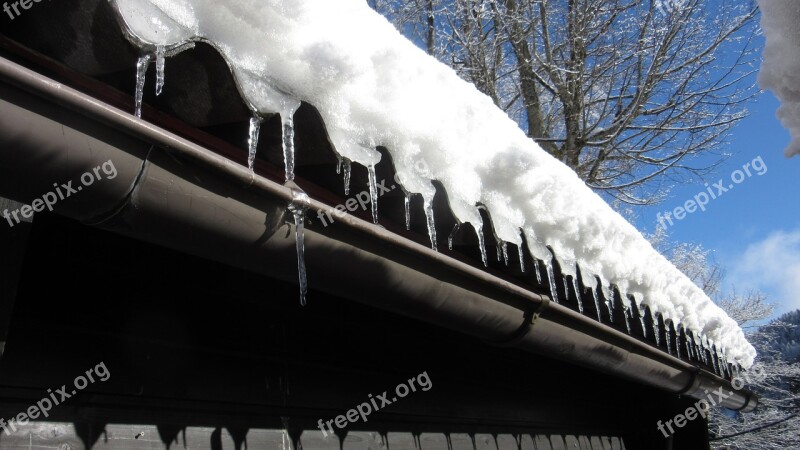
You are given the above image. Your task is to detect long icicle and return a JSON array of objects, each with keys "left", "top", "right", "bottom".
[
  {"left": 423, "top": 197, "right": 437, "bottom": 251},
  {"left": 155, "top": 45, "right": 165, "bottom": 95},
  {"left": 605, "top": 291, "right": 615, "bottom": 324},
  {"left": 592, "top": 288, "right": 603, "bottom": 322},
  {"left": 653, "top": 314, "right": 661, "bottom": 346},
  {"left": 134, "top": 54, "right": 151, "bottom": 118},
  {"left": 623, "top": 306, "right": 632, "bottom": 334},
  {"left": 367, "top": 164, "right": 379, "bottom": 223},
  {"left": 665, "top": 321, "right": 673, "bottom": 355},
  {"left": 247, "top": 116, "right": 262, "bottom": 171},
  {"left": 448, "top": 223, "right": 459, "bottom": 250},
  {"left": 342, "top": 158, "right": 352, "bottom": 194},
  {"left": 475, "top": 221, "right": 488, "bottom": 267},
  {"left": 534, "top": 260, "right": 542, "bottom": 284},
  {"left": 518, "top": 242, "right": 525, "bottom": 272},
  {"left": 404, "top": 193, "right": 411, "bottom": 230},
  {"left": 288, "top": 191, "right": 310, "bottom": 306},
  {"left": 571, "top": 277, "right": 584, "bottom": 313},
  {"left": 282, "top": 113, "right": 296, "bottom": 182},
  {"left": 639, "top": 307, "right": 647, "bottom": 339}
]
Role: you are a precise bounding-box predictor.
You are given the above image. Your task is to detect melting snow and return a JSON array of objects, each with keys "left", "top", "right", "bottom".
[{"left": 110, "top": 0, "right": 755, "bottom": 367}]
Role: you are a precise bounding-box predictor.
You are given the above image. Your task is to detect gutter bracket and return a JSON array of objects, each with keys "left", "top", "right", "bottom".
[{"left": 487, "top": 298, "right": 551, "bottom": 348}]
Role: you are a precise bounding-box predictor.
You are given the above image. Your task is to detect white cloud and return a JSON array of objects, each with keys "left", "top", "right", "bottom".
[{"left": 731, "top": 230, "right": 800, "bottom": 312}]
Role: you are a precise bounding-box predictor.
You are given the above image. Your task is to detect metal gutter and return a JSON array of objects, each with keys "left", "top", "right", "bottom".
[{"left": 0, "top": 55, "right": 757, "bottom": 412}]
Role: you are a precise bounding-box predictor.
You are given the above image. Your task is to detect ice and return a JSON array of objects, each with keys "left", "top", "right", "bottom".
[
  {"left": 134, "top": 54, "right": 151, "bottom": 118},
  {"left": 448, "top": 223, "right": 459, "bottom": 250},
  {"left": 423, "top": 196, "right": 437, "bottom": 251},
  {"left": 501, "top": 242, "right": 509, "bottom": 266},
  {"left": 288, "top": 190, "right": 310, "bottom": 306},
  {"left": 623, "top": 306, "right": 632, "bottom": 335},
  {"left": 404, "top": 193, "right": 411, "bottom": 230},
  {"left": 653, "top": 313, "right": 661, "bottom": 347},
  {"left": 247, "top": 116, "right": 262, "bottom": 170},
  {"left": 606, "top": 291, "right": 615, "bottom": 324},
  {"left": 639, "top": 307, "right": 647, "bottom": 339},
  {"left": 517, "top": 239, "right": 525, "bottom": 272},
  {"left": 475, "top": 221, "right": 488, "bottom": 267},
  {"left": 368, "top": 164, "right": 379, "bottom": 223},
  {"left": 665, "top": 320, "right": 673, "bottom": 355},
  {"left": 342, "top": 158, "right": 352, "bottom": 195},
  {"left": 571, "top": 278, "right": 584, "bottom": 314},
  {"left": 534, "top": 260, "right": 542, "bottom": 284},
  {"left": 155, "top": 45, "right": 165, "bottom": 95},
  {"left": 110, "top": 0, "right": 755, "bottom": 367},
  {"left": 592, "top": 288, "right": 603, "bottom": 322},
  {"left": 282, "top": 111, "right": 297, "bottom": 182}
]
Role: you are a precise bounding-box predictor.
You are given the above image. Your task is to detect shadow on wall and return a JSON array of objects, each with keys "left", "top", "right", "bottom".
[{"left": 0, "top": 422, "right": 626, "bottom": 450}]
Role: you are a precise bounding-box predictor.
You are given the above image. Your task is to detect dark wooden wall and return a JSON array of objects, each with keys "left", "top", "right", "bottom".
[{"left": 0, "top": 213, "right": 709, "bottom": 449}]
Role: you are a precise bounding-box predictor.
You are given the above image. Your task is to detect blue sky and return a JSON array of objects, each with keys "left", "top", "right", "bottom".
[{"left": 637, "top": 74, "right": 800, "bottom": 318}]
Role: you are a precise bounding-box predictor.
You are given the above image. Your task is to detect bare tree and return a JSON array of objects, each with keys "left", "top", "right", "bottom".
[{"left": 372, "top": 0, "right": 760, "bottom": 205}]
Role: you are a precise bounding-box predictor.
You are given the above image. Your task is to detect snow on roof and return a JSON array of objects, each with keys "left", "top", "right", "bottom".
[
  {"left": 758, "top": 0, "right": 800, "bottom": 157},
  {"left": 110, "top": 0, "right": 755, "bottom": 368}
]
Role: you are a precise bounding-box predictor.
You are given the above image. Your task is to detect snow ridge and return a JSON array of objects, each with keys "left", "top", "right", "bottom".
[{"left": 110, "top": 0, "right": 755, "bottom": 367}]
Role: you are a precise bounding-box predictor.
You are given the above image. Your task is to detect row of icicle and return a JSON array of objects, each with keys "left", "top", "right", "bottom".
[{"left": 132, "top": 52, "right": 741, "bottom": 378}]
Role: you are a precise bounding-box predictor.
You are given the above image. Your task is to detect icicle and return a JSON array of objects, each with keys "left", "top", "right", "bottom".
[
  {"left": 288, "top": 191, "right": 310, "bottom": 306},
  {"left": 496, "top": 243, "right": 502, "bottom": 262},
  {"left": 639, "top": 308, "right": 647, "bottom": 339},
  {"left": 563, "top": 278, "right": 570, "bottom": 301},
  {"left": 247, "top": 116, "right": 262, "bottom": 170},
  {"left": 571, "top": 277, "right": 584, "bottom": 313},
  {"left": 404, "top": 193, "right": 411, "bottom": 230},
  {"left": 676, "top": 326, "right": 683, "bottom": 359},
  {"left": 623, "top": 306, "right": 632, "bottom": 334},
  {"left": 518, "top": 247, "right": 525, "bottom": 273},
  {"left": 592, "top": 288, "right": 603, "bottom": 322},
  {"left": 720, "top": 352, "right": 729, "bottom": 378},
  {"left": 282, "top": 113, "right": 296, "bottom": 182},
  {"left": 652, "top": 314, "right": 661, "bottom": 346},
  {"left": 155, "top": 45, "right": 165, "bottom": 96},
  {"left": 687, "top": 331, "right": 696, "bottom": 360},
  {"left": 336, "top": 156, "right": 342, "bottom": 174},
  {"left": 134, "top": 54, "right": 151, "bottom": 118},
  {"left": 544, "top": 258, "right": 560, "bottom": 304},
  {"left": 342, "top": 158, "right": 352, "bottom": 194},
  {"left": 665, "top": 321, "right": 673, "bottom": 355},
  {"left": 475, "top": 221, "right": 488, "bottom": 267},
  {"left": 605, "top": 293, "right": 615, "bottom": 324},
  {"left": 534, "top": 260, "right": 542, "bottom": 284},
  {"left": 448, "top": 223, "right": 459, "bottom": 250},
  {"left": 367, "top": 164, "right": 379, "bottom": 223},
  {"left": 711, "top": 346, "right": 721, "bottom": 375},
  {"left": 501, "top": 242, "right": 509, "bottom": 265},
  {"left": 423, "top": 197, "right": 437, "bottom": 251}
]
